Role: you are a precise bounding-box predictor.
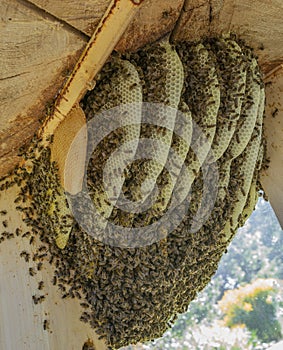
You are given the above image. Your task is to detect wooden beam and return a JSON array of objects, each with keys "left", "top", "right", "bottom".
[
  {"left": 260, "top": 65, "right": 283, "bottom": 228},
  {"left": 2, "top": 0, "right": 283, "bottom": 178},
  {"left": 0, "top": 184, "right": 108, "bottom": 349},
  {"left": 28, "top": 0, "right": 111, "bottom": 36},
  {"left": 0, "top": 0, "right": 87, "bottom": 177},
  {"left": 28, "top": 0, "right": 184, "bottom": 50},
  {"left": 172, "top": 0, "right": 283, "bottom": 73}
]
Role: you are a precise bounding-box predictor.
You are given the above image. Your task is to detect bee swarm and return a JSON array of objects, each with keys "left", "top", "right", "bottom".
[{"left": 0, "top": 34, "right": 266, "bottom": 349}]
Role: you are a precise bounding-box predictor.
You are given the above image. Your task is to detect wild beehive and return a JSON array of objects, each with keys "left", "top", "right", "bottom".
[{"left": 0, "top": 1, "right": 283, "bottom": 349}]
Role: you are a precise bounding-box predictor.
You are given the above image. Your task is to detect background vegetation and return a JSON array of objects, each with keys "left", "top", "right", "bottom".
[{"left": 124, "top": 198, "right": 283, "bottom": 350}]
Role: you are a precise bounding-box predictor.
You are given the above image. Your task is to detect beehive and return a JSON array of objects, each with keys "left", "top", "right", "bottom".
[{"left": 0, "top": 1, "right": 283, "bottom": 349}]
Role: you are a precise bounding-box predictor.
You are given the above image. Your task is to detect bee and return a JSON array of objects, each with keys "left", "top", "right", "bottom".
[
  {"left": 15, "top": 228, "right": 22, "bottom": 236},
  {"left": 240, "top": 187, "right": 246, "bottom": 196},
  {"left": 22, "top": 231, "right": 31, "bottom": 238},
  {"left": 272, "top": 108, "right": 279, "bottom": 118},
  {"left": 43, "top": 319, "right": 49, "bottom": 330},
  {"left": 75, "top": 291, "right": 82, "bottom": 299},
  {"left": 129, "top": 83, "right": 138, "bottom": 90},
  {"left": 14, "top": 197, "right": 21, "bottom": 204},
  {"left": 236, "top": 133, "right": 240, "bottom": 144},
  {"left": 39, "top": 246, "right": 47, "bottom": 252},
  {"left": 207, "top": 123, "right": 217, "bottom": 129},
  {"left": 227, "top": 121, "right": 234, "bottom": 132},
  {"left": 80, "top": 314, "right": 88, "bottom": 323},
  {"left": 250, "top": 134, "right": 259, "bottom": 142},
  {"left": 20, "top": 251, "right": 30, "bottom": 262},
  {"left": 29, "top": 267, "right": 36, "bottom": 276},
  {"left": 192, "top": 168, "right": 198, "bottom": 177},
  {"left": 58, "top": 283, "right": 66, "bottom": 292},
  {"left": 52, "top": 276, "right": 57, "bottom": 285},
  {"left": 38, "top": 281, "right": 44, "bottom": 290},
  {"left": 80, "top": 302, "right": 89, "bottom": 309},
  {"left": 32, "top": 295, "right": 45, "bottom": 304},
  {"left": 39, "top": 295, "right": 46, "bottom": 303},
  {"left": 4, "top": 232, "right": 14, "bottom": 239},
  {"left": 206, "top": 100, "right": 216, "bottom": 107}
]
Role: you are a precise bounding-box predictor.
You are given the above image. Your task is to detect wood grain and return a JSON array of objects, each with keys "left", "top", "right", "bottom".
[
  {"left": 1, "top": 1, "right": 283, "bottom": 347},
  {"left": 116, "top": 0, "right": 184, "bottom": 52},
  {"left": 0, "top": 0, "right": 87, "bottom": 177},
  {"left": 260, "top": 66, "right": 283, "bottom": 228},
  {"left": 0, "top": 184, "right": 108, "bottom": 350},
  {"left": 28, "top": 0, "right": 184, "bottom": 51},
  {"left": 29, "top": 0, "right": 112, "bottom": 36},
  {"left": 172, "top": 0, "right": 283, "bottom": 72},
  {"left": 1, "top": 0, "right": 283, "bottom": 187}
]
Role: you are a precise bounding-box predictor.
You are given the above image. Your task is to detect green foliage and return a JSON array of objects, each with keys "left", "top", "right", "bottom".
[
  {"left": 218, "top": 279, "right": 282, "bottom": 343},
  {"left": 124, "top": 199, "right": 283, "bottom": 349}
]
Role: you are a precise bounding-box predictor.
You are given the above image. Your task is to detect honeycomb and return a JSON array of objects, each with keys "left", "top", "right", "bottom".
[{"left": 0, "top": 34, "right": 266, "bottom": 349}]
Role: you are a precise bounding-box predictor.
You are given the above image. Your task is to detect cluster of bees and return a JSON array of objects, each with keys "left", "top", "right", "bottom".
[{"left": 0, "top": 34, "right": 266, "bottom": 349}]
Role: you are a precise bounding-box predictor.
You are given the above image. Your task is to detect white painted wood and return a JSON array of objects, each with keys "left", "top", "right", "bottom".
[
  {"left": 260, "top": 65, "right": 283, "bottom": 228},
  {"left": 0, "top": 182, "right": 108, "bottom": 350}
]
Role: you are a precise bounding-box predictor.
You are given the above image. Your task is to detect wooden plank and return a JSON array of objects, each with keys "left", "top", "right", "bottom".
[
  {"left": 260, "top": 65, "right": 283, "bottom": 228},
  {"left": 0, "top": 184, "right": 108, "bottom": 349},
  {"left": 0, "top": 0, "right": 88, "bottom": 177},
  {"left": 27, "top": 0, "right": 184, "bottom": 52},
  {"left": 28, "top": 0, "right": 112, "bottom": 36},
  {"left": 1, "top": 0, "right": 283, "bottom": 182},
  {"left": 172, "top": 0, "right": 283, "bottom": 73},
  {"left": 0, "top": 1, "right": 283, "bottom": 347},
  {"left": 116, "top": 0, "right": 184, "bottom": 52},
  {"left": 27, "top": 0, "right": 184, "bottom": 51},
  {"left": 0, "top": 0, "right": 182, "bottom": 178}
]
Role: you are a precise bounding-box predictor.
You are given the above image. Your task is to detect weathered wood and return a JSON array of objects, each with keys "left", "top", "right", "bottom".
[
  {"left": 28, "top": 0, "right": 184, "bottom": 51},
  {"left": 0, "top": 3, "right": 155, "bottom": 348},
  {"left": 40, "top": 0, "right": 145, "bottom": 138},
  {"left": 260, "top": 65, "right": 283, "bottom": 228},
  {"left": 2, "top": 0, "right": 283, "bottom": 179},
  {"left": 1, "top": 1, "right": 283, "bottom": 348},
  {"left": 0, "top": 0, "right": 88, "bottom": 177},
  {"left": 0, "top": 184, "right": 108, "bottom": 350},
  {"left": 172, "top": 0, "right": 283, "bottom": 73},
  {"left": 29, "top": 0, "right": 111, "bottom": 36},
  {"left": 116, "top": 0, "right": 184, "bottom": 52}
]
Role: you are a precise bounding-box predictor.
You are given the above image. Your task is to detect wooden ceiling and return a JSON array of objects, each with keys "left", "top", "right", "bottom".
[{"left": 1, "top": 0, "right": 283, "bottom": 178}]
